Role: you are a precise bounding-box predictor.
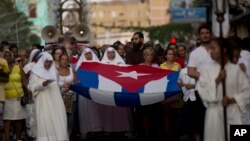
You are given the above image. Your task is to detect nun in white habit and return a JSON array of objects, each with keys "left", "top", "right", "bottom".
[
  {"left": 75, "top": 48, "right": 105, "bottom": 139},
  {"left": 101, "top": 47, "right": 125, "bottom": 65},
  {"left": 75, "top": 47, "right": 100, "bottom": 70},
  {"left": 100, "top": 47, "right": 131, "bottom": 133},
  {"left": 28, "top": 52, "right": 68, "bottom": 141},
  {"left": 23, "top": 49, "right": 41, "bottom": 75}
]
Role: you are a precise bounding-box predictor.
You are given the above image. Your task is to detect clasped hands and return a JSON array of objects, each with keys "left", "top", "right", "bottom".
[{"left": 215, "top": 69, "right": 236, "bottom": 107}]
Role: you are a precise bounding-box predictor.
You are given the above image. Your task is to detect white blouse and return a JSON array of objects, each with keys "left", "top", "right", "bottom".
[
  {"left": 58, "top": 67, "right": 74, "bottom": 92},
  {"left": 178, "top": 67, "right": 196, "bottom": 102}
]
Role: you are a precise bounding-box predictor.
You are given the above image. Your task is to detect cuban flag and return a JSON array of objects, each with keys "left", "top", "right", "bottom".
[{"left": 70, "top": 62, "right": 181, "bottom": 107}]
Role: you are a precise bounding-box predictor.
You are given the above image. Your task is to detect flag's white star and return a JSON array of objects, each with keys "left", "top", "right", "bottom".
[{"left": 116, "top": 71, "right": 150, "bottom": 79}]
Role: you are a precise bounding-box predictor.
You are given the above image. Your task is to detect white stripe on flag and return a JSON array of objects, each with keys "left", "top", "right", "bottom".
[
  {"left": 89, "top": 88, "right": 116, "bottom": 106},
  {"left": 98, "top": 75, "right": 122, "bottom": 92},
  {"left": 143, "top": 76, "right": 169, "bottom": 93},
  {"left": 139, "top": 92, "right": 165, "bottom": 106}
]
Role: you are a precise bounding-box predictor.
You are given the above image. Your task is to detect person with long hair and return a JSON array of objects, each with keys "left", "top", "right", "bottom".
[
  {"left": 58, "top": 54, "right": 78, "bottom": 140},
  {"left": 75, "top": 48, "right": 103, "bottom": 139},
  {"left": 51, "top": 47, "right": 67, "bottom": 69},
  {"left": 160, "top": 48, "right": 183, "bottom": 140},
  {"left": 2, "top": 51, "right": 27, "bottom": 141},
  {"left": 0, "top": 56, "right": 9, "bottom": 141},
  {"left": 100, "top": 47, "right": 131, "bottom": 137}
]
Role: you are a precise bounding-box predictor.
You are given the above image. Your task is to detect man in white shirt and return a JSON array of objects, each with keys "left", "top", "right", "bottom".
[{"left": 187, "top": 25, "right": 213, "bottom": 141}]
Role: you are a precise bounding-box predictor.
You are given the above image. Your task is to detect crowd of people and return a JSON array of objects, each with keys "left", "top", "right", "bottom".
[{"left": 0, "top": 24, "right": 250, "bottom": 141}]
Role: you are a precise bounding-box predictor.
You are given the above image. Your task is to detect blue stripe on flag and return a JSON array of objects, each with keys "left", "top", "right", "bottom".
[
  {"left": 70, "top": 84, "right": 91, "bottom": 99},
  {"left": 166, "top": 72, "right": 181, "bottom": 98},
  {"left": 78, "top": 69, "right": 99, "bottom": 89},
  {"left": 114, "top": 92, "right": 141, "bottom": 107},
  {"left": 164, "top": 91, "right": 179, "bottom": 99},
  {"left": 121, "top": 87, "right": 144, "bottom": 93}
]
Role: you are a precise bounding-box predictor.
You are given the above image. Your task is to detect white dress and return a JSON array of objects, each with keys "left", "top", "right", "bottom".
[
  {"left": 238, "top": 50, "right": 250, "bottom": 124},
  {"left": 197, "top": 61, "right": 250, "bottom": 141},
  {"left": 28, "top": 73, "right": 68, "bottom": 141}
]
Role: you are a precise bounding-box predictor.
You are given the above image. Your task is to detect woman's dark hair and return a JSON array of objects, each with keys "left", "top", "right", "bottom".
[
  {"left": 167, "top": 43, "right": 177, "bottom": 49},
  {"left": 51, "top": 46, "right": 67, "bottom": 59},
  {"left": 242, "top": 37, "right": 250, "bottom": 50},
  {"left": 164, "top": 48, "right": 175, "bottom": 57},
  {"left": 59, "top": 53, "right": 69, "bottom": 61},
  {"left": 32, "top": 51, "right": 41, "bottom": 62},
  {"left": 91, "top": 47, "right": 101, "bottom": 59}
]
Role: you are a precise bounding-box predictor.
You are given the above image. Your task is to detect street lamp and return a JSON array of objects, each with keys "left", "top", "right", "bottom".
[{"left": 212, "top": 1, "right": 228, "bottom": 141}]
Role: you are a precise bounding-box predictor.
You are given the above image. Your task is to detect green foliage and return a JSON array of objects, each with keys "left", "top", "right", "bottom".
[
  {"left": 0, "top": 0, "right": 41, "bottom": 49},
  {"left": 143, "top": 24, "right": 193, "bottom": 44},
  {"left": 192, "top": 0, "right": 203, "bottom": 7}
]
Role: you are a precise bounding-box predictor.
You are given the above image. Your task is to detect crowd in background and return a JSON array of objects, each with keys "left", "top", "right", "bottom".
[{"left": 0, "top": 24, "right": 250, "bottom": 141}]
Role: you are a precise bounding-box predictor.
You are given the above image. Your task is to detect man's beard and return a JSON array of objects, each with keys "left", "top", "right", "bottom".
[{"left": 133, "top": 42, "right": 142, "bottom": 51}]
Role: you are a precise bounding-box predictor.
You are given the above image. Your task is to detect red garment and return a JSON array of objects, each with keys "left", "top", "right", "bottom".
[
  {"left": 70, "top": 56, "right": 78, "bottom": 64},
  {"left": 176, "top": 57, "right": 185, "bottom": 68}
]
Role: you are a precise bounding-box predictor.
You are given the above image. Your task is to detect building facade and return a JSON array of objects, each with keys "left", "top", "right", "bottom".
[
  {"left": 88, "top": 0, "right": 170, "bottom": 45},
  {"left": 14, "top": 0, "right": 58, "bottom": 44}
]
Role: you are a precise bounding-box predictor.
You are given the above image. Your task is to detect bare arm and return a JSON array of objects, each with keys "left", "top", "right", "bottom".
[
  {"left": 73, "top": 69, "right": 78, "bottom": 84},
  {"left": 187, "top": 67, "right": 200, "bottom": 80}
]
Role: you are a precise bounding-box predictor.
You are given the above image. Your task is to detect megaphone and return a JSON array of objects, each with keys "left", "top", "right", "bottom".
[
  {"left": 41, "top": 25, "right": 60, "bottom": 43},
  {"left": 72, "top": 24, "right": 90, "bottom": 42}
]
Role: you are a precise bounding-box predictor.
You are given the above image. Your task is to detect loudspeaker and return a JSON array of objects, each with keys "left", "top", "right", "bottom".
[
  {"left": 72, "top": 24, "right": 90, "bottom": 42},
  {"left": 41, "top": 25, "right": 60, "bottom": 43}
]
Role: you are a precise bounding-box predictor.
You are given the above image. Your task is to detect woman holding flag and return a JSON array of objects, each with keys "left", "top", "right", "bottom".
[
  {"left": 197, "top": 38, "right": 250, "bottom": 141},
  {"left": 75, "top": 48, "right": 104, "bottom": 139},
  {"left": 100, "top": 47, "right": 131, "bottom": 138}
]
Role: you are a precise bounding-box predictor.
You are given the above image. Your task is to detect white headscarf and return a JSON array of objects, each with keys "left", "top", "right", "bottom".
[
  {"left": 31, "top": 52, "right": 58, "bottom": 81},
  {"left": 75, "top": 48, "right": 100, "bottom": 70},
  {"left": 23, "top": 49, "right": 41, "bottom": 74},
  {"left": 29, "top": 49, "right": 41, "bottom": 62},
  {"left": 101, "top": 47, "right": 125, "bottom": 65}
]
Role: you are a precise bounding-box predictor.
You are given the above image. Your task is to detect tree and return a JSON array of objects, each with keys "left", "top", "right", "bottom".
[{"left": 0, "top": 0, "right": 41, "bottom": 49}]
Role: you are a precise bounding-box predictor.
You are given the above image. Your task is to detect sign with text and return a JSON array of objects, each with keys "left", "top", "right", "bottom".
[
  {"left": 230, "top": 125, "right": 250, "bottom": 141},
  {"left": 171, "top": 8, "right": 206, "bottom": 23}
]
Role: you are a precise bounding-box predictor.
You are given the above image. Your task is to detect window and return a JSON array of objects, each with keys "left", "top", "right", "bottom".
[
  {"left": 111, "top": 11, "right": 116, "bottom": 18},
  {"left": 99, "top": 11, "right": 103, "bottom": 18},
  {"left": 29, "top": 4, "right": 37, "bottom": 18}
]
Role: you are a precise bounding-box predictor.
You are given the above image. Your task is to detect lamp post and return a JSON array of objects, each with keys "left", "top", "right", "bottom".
[{"left": 212, "top": 0, "right": 227, "bottom": 141}]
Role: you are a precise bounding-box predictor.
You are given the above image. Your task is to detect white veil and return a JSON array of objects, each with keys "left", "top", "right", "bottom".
[
  {"left": 101, "top": 47, "right": 125, "bottom": 65},
  {"left": 75, "top": 48, "right": 100, "bottom": 70},
  {"left": 23, "top": 49, "right": 41, "bottom": 74},
  {"left": 31, "top": 52, "right": 58, "bottom": 81}
]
